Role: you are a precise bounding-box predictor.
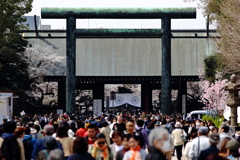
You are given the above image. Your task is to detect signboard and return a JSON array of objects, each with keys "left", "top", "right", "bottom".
[
  {"left": 109, "top": 94, "right": 141, "bottom": 108},
  {"left": 57, "top": 109, "right": 63, "bottom": 115},
  {"left": 93, "top": 99, "right": 102, "bottom": 115}
]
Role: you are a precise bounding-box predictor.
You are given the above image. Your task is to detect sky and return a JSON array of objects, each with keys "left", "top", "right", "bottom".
[{"left": 25, "top": 0, "right": 209, "bottom": 29}]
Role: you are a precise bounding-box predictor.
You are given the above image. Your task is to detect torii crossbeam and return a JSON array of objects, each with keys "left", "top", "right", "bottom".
[{"left": 41, "top": 7, "right": 196, "bottom": 115}]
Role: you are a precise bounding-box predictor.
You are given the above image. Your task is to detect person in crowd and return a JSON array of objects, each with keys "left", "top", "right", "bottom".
[
  {"left": 75, "top": 122, "right": 87, "bottom": 137},
  {"left": 89, "top": 133, "right": 113, "bottom": 160},
  {"left": 34, "top": 125, "right": 44, "bottom": 140},
  {"left": 182, "top": 132, "right": 198, "bottom": 160},
  {"left": 233, "top": 127, "right": 240, "bottom": 144},
  {"left": 124, "top": 120, "right": 145, "bottom": 148},
  {"left": 55, "top": 126, "right": 74, "bottom": 159},
  {"left": 27, "top": 121, "right": 38, "bottom": 140},
  {"left": 85, "top": 124, "right": 98, "bottom": 145},
  {"left": 188, "top": 127, "right": 210, "bottom": 160},
  {"left": 48, "top": 149, "right": 65, "bottom": 160},
  {"left": 188, "top": 122, "right": 198, "bottom": 135},
  {"left": 113, "top": 116, "right": 126, "bottom": 134},
  {"left": 0, "top": 121, "right": 25, "bottom": 160},
  {"left": 146, "top": 128, "right": 168, "bottom": 160},
  {"left": 155, "top": 121, "right": 160, "bottom": 128},
  {"left": 32, "top": 125, "right": 63, "bottom": 159},
  {"left": 14, "top": 127, "right": 27, "bottom": 159},
  {"left": 143, "top": 117, "right": 150, "bottom": 129},
  {"left": 123, "top": 135, "right": 147, "bottom": 160},
  {"left": 35, "top": 136, "right": 59, "bottom": 160},
  {"left": 183, "top": 121, "right": 190, "bottom": 146},
  {"left": 218, "top": 137, "right": 232, "bottom": 159},
  {"left": 218, "top": 126, "right": 232, "bottom": 148},
  {"left": 68, "top": 137, "right": 95, "bottom": 160},
  {"left": 100, "top": 121, "right": 111, "bottom": 145},
  {"left": 161, "top": 125, "right": 174, "bottom": 160},
  {"left": 146, "top": 121, "right": 155, "bottom": 134},
  {"left": 225, "top": 139, "right": 240, "bottom": 160},
  {"left": 110, "top": 131, "right": 124, "bottom": 158},
  {"left": 136, "top": 120, "right": 150, "bottom": 150},
  {"left": 171, "top": 122, "right": 187, "bottom": 160},
  {"left": 116, "top": 134, "right": 130, "bottom": 160},
  {"left": 105, "top": 117, "right": 112, "bottom": 126},
  {"left": 70, "top": 122, "right": 77, "bottom": 134},
  {"left": 34, "top": 121, "right": 42, "bottom": 132},
  {"left": 23, "top": 127, "right": 36, "bottom": 160},
  {"left": 198, "top": 133, "right": 220, "bottom": 160}
]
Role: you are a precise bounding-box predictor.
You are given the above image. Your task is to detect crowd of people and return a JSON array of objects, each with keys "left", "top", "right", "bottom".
[{"left": 1, "top": 111, "right": 240, "bottom": 160}]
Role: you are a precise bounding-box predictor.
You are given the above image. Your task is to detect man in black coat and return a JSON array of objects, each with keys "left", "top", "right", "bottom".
[{"left": 198, "top": 133, "right": 220, "bottom": 160}]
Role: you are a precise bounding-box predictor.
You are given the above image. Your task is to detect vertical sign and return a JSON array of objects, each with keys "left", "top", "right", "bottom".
[{"left": 93, "top": 99, "right": 102, "bottom": 115}]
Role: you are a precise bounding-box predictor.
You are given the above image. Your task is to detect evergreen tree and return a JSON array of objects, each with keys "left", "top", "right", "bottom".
[{"left": 0, "top": 0, "right": 33, "bottom": 113}]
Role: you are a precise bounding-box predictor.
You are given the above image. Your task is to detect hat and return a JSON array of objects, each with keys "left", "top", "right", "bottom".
[
  {"left": 198, "top": 127, "right": 209, "bottom": 134},
  {"left": 155, "top": 121, "right": 160, "bottom": 126},
  {"left": 209, "top": 133, "right": 220, "bottom": 144},
  {"left": 44, "top": 125, "right": 54, "bottom": 133},
  {"left": 175, "top": 122, "right": 183, "bottom": 128},
  {"left": 44, "top": 136, "right": 58, "bottom": 149},
  {"left": 34, "top": 121, "right": 40, "bottom": 126},
  {"left": 225, "top": 139, "right": 240, "bottom": 150}
]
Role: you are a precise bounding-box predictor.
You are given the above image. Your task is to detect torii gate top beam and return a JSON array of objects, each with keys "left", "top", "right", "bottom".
[{"left": 41, "top": 7, "right": 196, "bottom": 19}]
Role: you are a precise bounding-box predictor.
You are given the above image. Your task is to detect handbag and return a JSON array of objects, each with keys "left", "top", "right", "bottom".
[{"left": 181, "top": 129, "right": 187, "bottom": 142}]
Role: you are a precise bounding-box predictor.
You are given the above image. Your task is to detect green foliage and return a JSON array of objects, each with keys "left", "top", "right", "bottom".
[
  {"left": 0, "top": 0, "right": 33, "bottom": 114},
  {"left": 202, "top": 115, "right": 224, "bottom": 128},
  {"left": 118, "top": 87, "right": 133, "bottom": 93},
  {"left": 204, "top": 53, "right": 229, "bottom": 82}
]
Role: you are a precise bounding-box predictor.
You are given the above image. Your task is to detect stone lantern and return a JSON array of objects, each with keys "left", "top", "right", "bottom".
[{"left": 224, "top": 74, "right": 240, "bottom": 129}]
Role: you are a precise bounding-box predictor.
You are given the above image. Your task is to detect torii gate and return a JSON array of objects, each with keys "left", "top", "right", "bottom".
[{"left": 41, "top": 7, "right": 196, "bottom": 115}]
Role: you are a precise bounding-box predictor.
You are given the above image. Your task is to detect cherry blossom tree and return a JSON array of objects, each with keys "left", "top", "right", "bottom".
[
  {"left": 24, "top": 44, "right": 64, "bottom": 106},
  {"left": 198, "top": 71, "right": 229, "bottom": 115}
]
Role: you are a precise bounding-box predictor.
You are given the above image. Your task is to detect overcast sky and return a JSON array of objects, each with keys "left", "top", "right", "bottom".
[{"left": 25, "top": 0, "right": 209, "bottom": 29}]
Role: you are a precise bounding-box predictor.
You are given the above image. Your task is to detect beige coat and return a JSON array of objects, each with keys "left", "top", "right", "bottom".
[
  {"left": 0, "top": 137, "right": 25, "bottom": 160},
  {"left": 56, "top": 137, "right": 74, "bottom": 157},
  {"left": 100, "top": 127, "right": 111, "bottom": 145},
  {"left": 171, "top": 128, "right": 187, "bottom": 146}
]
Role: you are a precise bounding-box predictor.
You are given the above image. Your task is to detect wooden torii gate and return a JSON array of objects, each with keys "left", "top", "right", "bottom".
[{"left": 41, "top": 7, "right": 196, "bottom": 115}]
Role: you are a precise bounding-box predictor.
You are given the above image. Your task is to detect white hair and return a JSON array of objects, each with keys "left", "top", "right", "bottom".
[
  {"left": 149, "top": 128, "right": 169, "bottom": 146},
  {"left": 48, "top": 149, "right": 64, "bottom": 160}
]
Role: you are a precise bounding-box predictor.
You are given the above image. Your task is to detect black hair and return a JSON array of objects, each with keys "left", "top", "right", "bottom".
[
  {"left": 53, "top": 124, "right": 59, "bottom": 132},
  {"left": 95, "top": 133, "right": 106, "bottom": 140},
  {"left": 34, "top": 125, "right": 40, "bottom": 133},
  {"left": 136, "top": 120, "right": 144, "bottom": 127},
  {"left": 56, "top": 126, "right": 68, "bottom": 138},
  {"left": 25, "top": 127, "right": 31, "bottom": 135},
  {"left": 27, "top": 121, "right": 34, "bottom": 127},
  {"left": 128, "top": 135, "right": 142, "bottom": 146},
  {"left": 101, "top": 121, "right": 108, "bottom": 128},
  {"left": 122, "top": 134, "right": 130, "bottom": 141},
  {"left": 87, "top": 124, "right": 96, "bottom": 130},
  {"left": 3, "top": 122, "right": 16, "bottom": 133},
  {"left": 3, "top": 118, "right": 7, "bottom": 123},
  {"left": 222, "top": 126, "right": 230, "bottom": 133},
  {"left": 126, "top": 119, "right": 134, "bottom": 124}
]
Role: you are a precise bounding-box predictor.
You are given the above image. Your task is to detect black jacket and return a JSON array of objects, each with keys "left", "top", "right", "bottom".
[{"left": 145, "top": 147, "right": 166, "bottom": 160}]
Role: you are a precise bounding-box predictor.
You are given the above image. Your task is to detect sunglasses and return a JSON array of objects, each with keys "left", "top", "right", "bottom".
[{"left": 98, "top": 141, "right": 105, "bottom": 145}]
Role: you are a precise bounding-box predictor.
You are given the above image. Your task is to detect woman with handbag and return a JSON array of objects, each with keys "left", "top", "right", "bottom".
[{"left": 171, "top": 122, "right": 187, "bottom": 160}]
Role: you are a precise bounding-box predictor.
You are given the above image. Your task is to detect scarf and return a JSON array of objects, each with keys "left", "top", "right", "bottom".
[
  {"left": 129, "top": 145, "right": 141, "bottom": 160},
  {"left": 91, "top": 142, "right": 109, "bottom": 160}
]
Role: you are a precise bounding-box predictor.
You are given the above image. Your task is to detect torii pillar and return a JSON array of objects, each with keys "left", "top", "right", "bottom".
[{"left": 41, "top": 7, "right": 196, "bottom": 115}]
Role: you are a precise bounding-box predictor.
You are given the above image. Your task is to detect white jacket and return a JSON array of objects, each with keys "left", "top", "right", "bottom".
[{"left": 188, "top": 136, "right": 210, "bottom": 158}]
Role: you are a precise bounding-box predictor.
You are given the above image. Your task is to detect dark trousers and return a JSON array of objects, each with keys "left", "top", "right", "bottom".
[{"left": 175, "top": 145, "right": 183, "bottom": 160}]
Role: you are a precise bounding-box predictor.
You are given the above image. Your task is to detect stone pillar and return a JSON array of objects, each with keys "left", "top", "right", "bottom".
[
  {"left": 66, "top": 16, "right": 76, "bottom": 114},
  {"left": 161, "top": 16, "right": 172, "bottom": 115}
]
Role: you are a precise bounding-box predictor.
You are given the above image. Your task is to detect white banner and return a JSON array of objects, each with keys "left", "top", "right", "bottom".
[
  {"left": 93, "top": 99, "right": 102, "bottom": 115},
  {"left": 109, "top": 94, "right": 141, "bottom": 108}
]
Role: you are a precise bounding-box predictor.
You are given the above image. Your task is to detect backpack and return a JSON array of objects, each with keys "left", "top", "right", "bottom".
[
  {"left": 23, "top": 137, "right": 34, "bottom": 160},
  {"left": 0, "top": 136, "right": 20, "bottom": 160}
]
